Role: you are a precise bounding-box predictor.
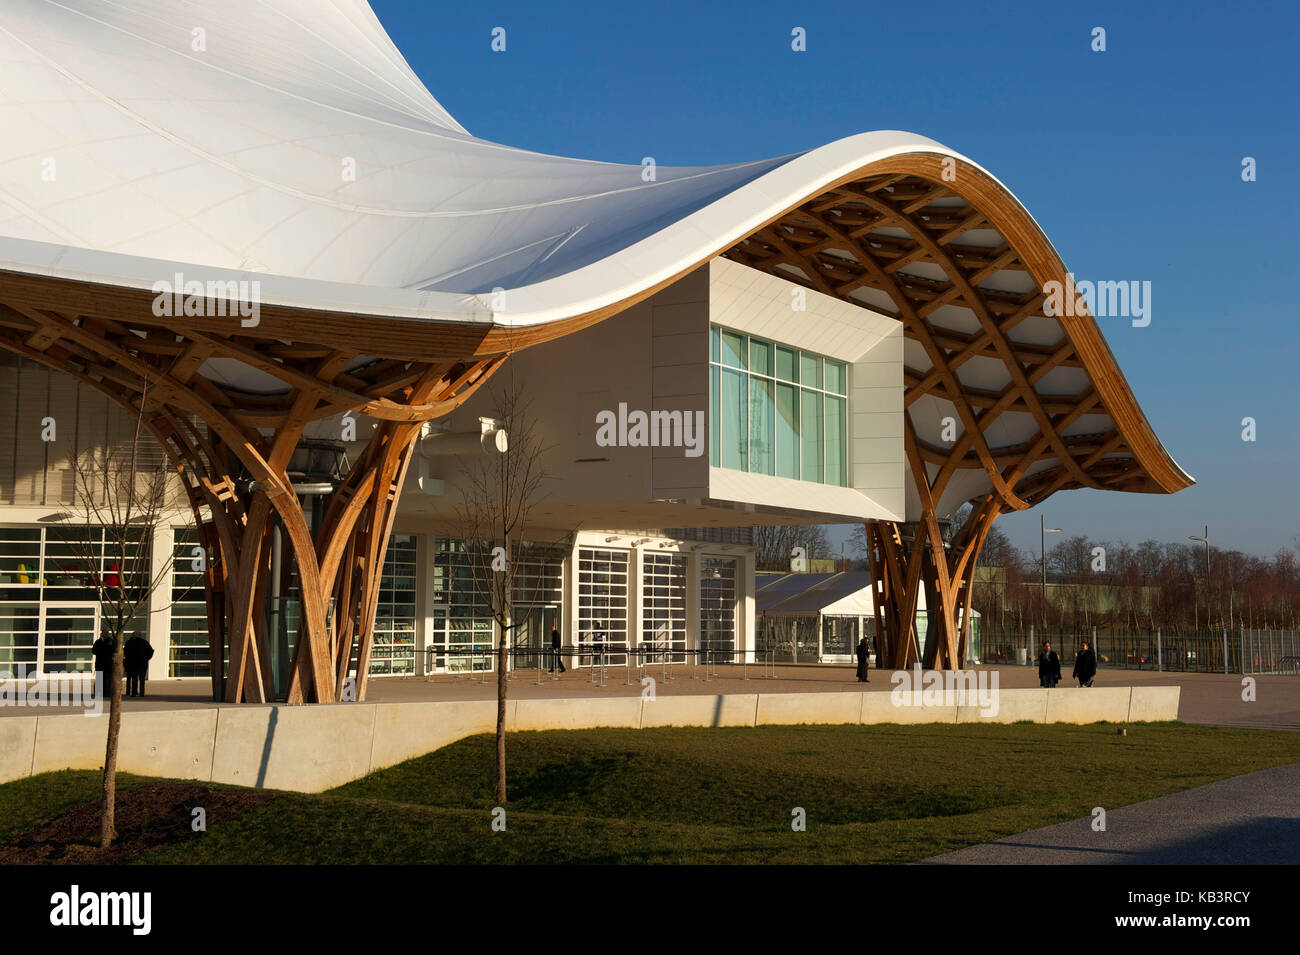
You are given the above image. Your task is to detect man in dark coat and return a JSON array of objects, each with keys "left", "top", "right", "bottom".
[
  {"left": 548, "top": 626, "right": 566, "bottom": 674},
  {"left": 1073, "top": 640, "right": 1097, "bottom": 687},
  {"left": 91, "top": 630, "right": 115, "bottom": 695},
  {"left": 855, "top": 636, "right": 870, "bottom": 682},
  {"left": 1037, "top": 641, "right": 1062, "bottom": 688},
  {"left": 123, "top": 631, "right": 154, "bottom": 698}
]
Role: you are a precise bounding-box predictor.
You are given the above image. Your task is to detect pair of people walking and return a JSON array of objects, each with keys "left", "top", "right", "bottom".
[
  {"left": 90, "top": 630, "right": 154, "bottom": 697},
  {"left": 1038, "top": 639, "right": 1098, "bottom": 688}
]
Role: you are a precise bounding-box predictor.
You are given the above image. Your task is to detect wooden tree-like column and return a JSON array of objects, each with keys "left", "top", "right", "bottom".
[
  {"left": 864, "top": 493, "right": 1002, "bottom": 671},
  {"left": 0, "top": 299, "right": 502, "bottom": 703}
]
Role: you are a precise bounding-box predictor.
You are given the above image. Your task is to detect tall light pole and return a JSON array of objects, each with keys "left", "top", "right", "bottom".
[
  {"left": 1189, "top": 525, "right": 1209, "bottom": 631},
  {"left": 1041, "top": 514, "right": 1062, "bottom": 632},
  {"left": 1188, "top": 525, "right": 1210, "bottom": 578}
]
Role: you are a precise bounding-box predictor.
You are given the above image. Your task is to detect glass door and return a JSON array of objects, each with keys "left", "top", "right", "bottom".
[
  {"left": 542, "top": 606, "right": 560, "bottom": 670},
  {"left": 514, "top": 605, "right": 559, "bottom": 670},
  {"left": 39, "top": 602, "right": 100, "bottom": 674}
]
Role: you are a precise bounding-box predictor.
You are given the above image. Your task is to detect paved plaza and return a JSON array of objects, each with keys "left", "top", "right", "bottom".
[{"left": 4, "top": 663, "right": 1297, "bottom": 731}]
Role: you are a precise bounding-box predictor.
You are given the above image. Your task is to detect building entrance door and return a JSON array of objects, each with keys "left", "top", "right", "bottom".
[
  {"left": 515, "top": 606, "right": 559, "bottom": 670},
  {"left": 39, "top": 602, "right": 100, "bottom": 674}
]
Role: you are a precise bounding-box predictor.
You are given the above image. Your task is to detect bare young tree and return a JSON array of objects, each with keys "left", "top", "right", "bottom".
[
  {"left": 62, "top": 373, "right": 180, "bottom": 847},
  {"left": 452, "top": 367, "right": 550, "bottom": 804}
]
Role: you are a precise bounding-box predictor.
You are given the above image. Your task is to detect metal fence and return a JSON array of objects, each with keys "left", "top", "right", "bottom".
[
  {"left": 420, "top": 644, "right": 779, "bottom": 686},
  {"left": 978, "top": 627, "right": 1300, "bottom": 675}
]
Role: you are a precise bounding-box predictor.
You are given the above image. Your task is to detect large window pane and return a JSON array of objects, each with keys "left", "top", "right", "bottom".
[
  {"left": 41, "top": 605, "right": 98, "bottom": 673},
  {"left": 749, "top": 338, "right": 772, "bottom": 377},
  {"left": 0, "top": 602, "right": 39, "bottom": 672},
  {"left": 824, "top": 359, "right": 846, "bottom": 395},
  {"left": 710, "top": 364, "right": 720, "bottom": 466},
  {"left": 800, "top": 353, "right": 822, "bottom": 389},
  {"left": 720, "top": 368, "right": 747, "bottom": 471},
  {"left": 0, "top": 527, "right": 40, "bottom": 586},
  {"left": 720, "top": 330, "right": 747, "bottom": 369},
  {"left": 748, "top": 377, "right": 774, "bottom": 476},
  {"left": 825, "top": 395, "right": 846, "bottom": 487},
  {"left": 775, "top": 346, "right": 798, "bottom": 383},
  {"left": 800, "top": 390, "right": 824, "bottom": 483},
  {"left": 776, "top": 383, "right": 799, "bottom": 480}
]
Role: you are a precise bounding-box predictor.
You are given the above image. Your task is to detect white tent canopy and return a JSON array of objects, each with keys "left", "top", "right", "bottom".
[{"left": 756, "top": 571, "right": 985, "bottom": 619}]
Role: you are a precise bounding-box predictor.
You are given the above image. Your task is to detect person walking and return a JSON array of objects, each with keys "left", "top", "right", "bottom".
[
  {"left": 1038, "top": 640, "right": 1061, "bottom": 688},
  {"left": 548, "top": 626, "right": 566, "bottom": 673},
  {"left": 855, "top": 635, "right": 870, "bottom": 682},
  {"left": 123, "top": 631, "right": 154, "bottom": 697},
  {"left": 1073, "top": 639, "right": 1097, "bottom": 687}
]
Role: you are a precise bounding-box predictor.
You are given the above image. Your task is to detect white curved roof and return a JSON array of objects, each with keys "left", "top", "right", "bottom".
[
  {"left": 0, "top": 0, "right": 1192, "bottom": 513},
  {"left": 0, "top": 0, "right": 998, "bottom": 327}
]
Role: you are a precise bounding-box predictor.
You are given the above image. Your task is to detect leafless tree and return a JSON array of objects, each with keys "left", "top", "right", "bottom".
[
  {"left": 452, "top": 366, "right": 551, "bottom": 804},
  {"left": 61, "top": 373, "right": 179, "bottom": 848}
]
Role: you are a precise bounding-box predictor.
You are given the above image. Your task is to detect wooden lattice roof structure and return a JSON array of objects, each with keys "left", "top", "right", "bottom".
[{"left": 721, "top": 159, "right": 1193, "bottom": 520}]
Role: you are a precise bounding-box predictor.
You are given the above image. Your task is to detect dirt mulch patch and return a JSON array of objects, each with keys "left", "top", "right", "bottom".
[{"left": 0, "top": 783, "right": 272, "bottom": 864}]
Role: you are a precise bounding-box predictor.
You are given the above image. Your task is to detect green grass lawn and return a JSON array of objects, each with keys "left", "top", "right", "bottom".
[{"left": 5, "top": 722, "right": 1300, "bottom": 864}]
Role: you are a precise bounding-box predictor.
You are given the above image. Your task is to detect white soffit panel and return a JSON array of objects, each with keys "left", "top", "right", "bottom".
[
  {"left": 709, "top": 257, "right": 897, "bottom": 362},
  {"left": 708, "top": 467, "right": 904, "bottom": 523}
]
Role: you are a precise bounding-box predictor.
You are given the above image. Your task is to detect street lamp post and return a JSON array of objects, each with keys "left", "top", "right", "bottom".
[
  {"left": 1188, "top": 525, "right": 1210, "bottom": 578},
  {"left": 1041, "top": 514, "right": 1062, "bottom": 633},
  {"left": 1189, "top": 525, "right": 1210, "bottom": 631}
]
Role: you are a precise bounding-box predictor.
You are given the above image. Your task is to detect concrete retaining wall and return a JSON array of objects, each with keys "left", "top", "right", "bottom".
[{"left": 0, "top": 685, "right": 1180, "bottom": 793}]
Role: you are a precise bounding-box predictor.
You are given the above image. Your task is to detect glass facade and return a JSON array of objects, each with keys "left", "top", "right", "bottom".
[
  {"left": 429, "top": 538, "right": 494, "bottom": 673},
  {"left": 709, "top": 326, "right": 848, "bottom": 486},
  {"left": 0, "top": 524, "right": 755, "bottom": 681},
  {"left": 169, "top": 528, "right": 213, "bottom": 677},
  {"left": 0, "top": 525, "right": 148, "bottom": 675},
  {"left": 371, "top": 534, "right": 417, "bottom": 675}
]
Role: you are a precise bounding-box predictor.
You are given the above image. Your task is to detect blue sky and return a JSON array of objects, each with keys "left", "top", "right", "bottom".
[{"left": 371, "top": 0, "right": 1299, "bottom": 558}]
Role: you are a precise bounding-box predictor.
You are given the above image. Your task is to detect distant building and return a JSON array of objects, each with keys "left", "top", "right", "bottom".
[{"left": 756, "top": 571, "right": 981, "bottom": 665}]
